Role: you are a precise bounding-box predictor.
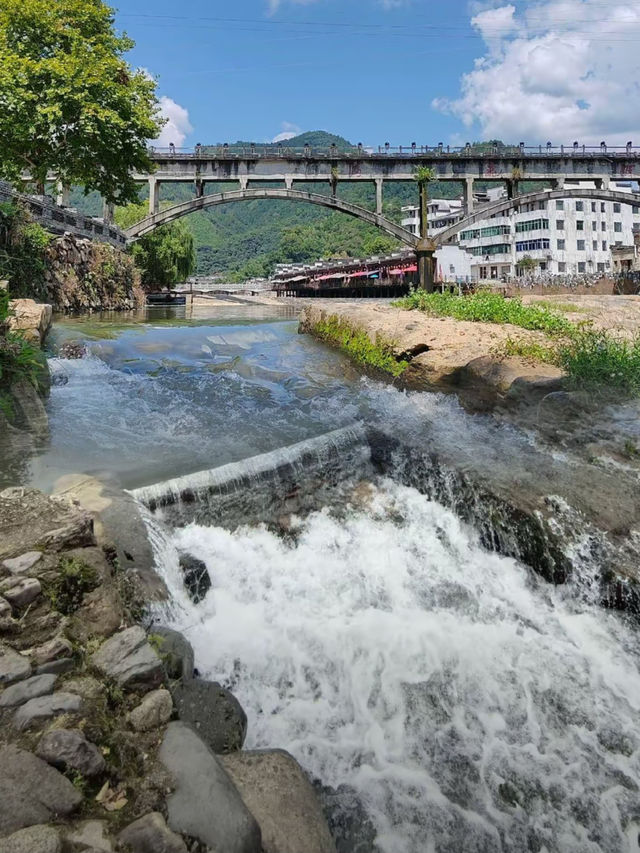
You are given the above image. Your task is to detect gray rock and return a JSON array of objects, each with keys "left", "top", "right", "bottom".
[
  {"left": 220, "top": 750, "right": 337, "bottom": 853},
  {"left": 0, "top": 644, "right": 31, "bottom": 685},
  {"left": 14, "top": 691, "right": 82, "bottom": 731},
  {"left": 34, "top": 657, "right": 75, "bottom": 676},
  {"left": 128, "top": 689, "right": 173, "bottom": 732},
  {"left": 64, "top": 820, "right": 112, "bottom": 852},
  {"left": 0, "top": 598, "right": 11, "bottom": 618},
  {"left": 1, "top": 552, "right": 42, "bottom": 576},
  {"left": 159, "top": 721, "right": 261, "bottom": 853},
  {"left": 117, "top": 812, "right": 187, "bottom": 853},
  {"left": 151, "top": 627, "right": 194, "bottom": 681},
  {"left": 172, "top": 678, "right": 246, "bottom": 753},
  {"left": 313, "top": 783, "right": 378, "bottom": 853},
  {"left": 0, "top": 577, "right": 41, "bottom": 608},
  {"left": 36, "top": 729, "right": 105, "bottom": 778},
  {"left": 0, "top": 745, "right": 82, "bottom": 835},
  {"left": 0, "top": 674, "right": 57, "bottom": 708},
  {"left": 31, "top": 636, "right": 73, "bottom": 666},
  {"left": 0, "top": 824, "right": 61, "bottom": 853},
  {"left": 63, "top": 676, "right": 104, "bottom": 700},
  {"left": 90, "top": 627, "right": 163, "bottom": 689},
  {"left": 179, "top": 553, "right": 211, "bottom": 604}
]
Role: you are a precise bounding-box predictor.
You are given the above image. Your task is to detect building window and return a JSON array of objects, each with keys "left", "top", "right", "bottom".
[
  {"left": 591, "top": 202, "right": 596, "bottom": 212},
  {"left": 601, "top": 222, "right": 606, "bottom": 231},
  {"left": 597, "top": 262, "right": 605, "bottom": 272},
  {"left": 602, "top": 240, "right": 607, "bottom": 250},
  {"left": 578, "top": 261, "right": 586, "bottom": 272},
  {"left": 556, "top": 200, "right": 564, "bottom": 210},
  {"left": 592, "top": 221, "right": 597, "bottom": 231},
  {"left": 538, "top": 202, "right": 546, "bottom": 210},
  {"left": 614, "top": 221, "right": 622, "bottom": 232},
  {"left": 576, "top": 201, "right": 584, "bottom": 211},
  {"left": 539, "top": 262, "right": 546, "bottom": 271},
  {"left": 634, "top": 205, "right": 640, "bottom": 214},
  {"left": 515, "top": 218, "right": 549, "bottom": 232},
  {"left": 601, "top": 203, "right": 605, "bottom": 212},
  {"left": 479, "top": 266, "right": 488, "bottom": 278},
  {"left": 593, "top": 241, "right": 598, "bottom": 250},
  {"left": 614, "top": 203, "right": 621, "bottom": 213},
  {"left": 577, "top": 240, "right": 585, "bottom": 250},
  {"left": 558, "top": 261, "right": 566, "bottom": 272},
  {"left": 556, "top": 220, "right": 564, "bottom": 230},
  {"left": 515, "top": 239, "right": 550, "bottom": 252},
  {"left": 576, "top": 220, "right": 584, "bottom": 230},
  {"left": 557, "top": 239, "right": 565, "bottom": 250}
]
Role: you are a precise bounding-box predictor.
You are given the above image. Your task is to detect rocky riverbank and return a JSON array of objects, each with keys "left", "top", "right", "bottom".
[{"left": 0, "top": 485, "right": 337, "bottom": 853}]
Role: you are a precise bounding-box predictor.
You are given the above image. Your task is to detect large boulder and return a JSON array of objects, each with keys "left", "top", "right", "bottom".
[
  {"left": 0, "top": 745, "right": 82, "bottom": 836},
  {"left": 220, "top": 750, "right": 337, "bottom": 853},
  {"left": 150, "top": 627, "right": 194, "bottom": 682},
  {"left": 171, "top": 677, "right": 247, "bottom": 753},
  {"left": 178, "top": 553, "right": 211, "bottom": 604},
  {"left": 7, "top": 300, "right": 52, "bottom": 346},
  {"left": 158, "top": 721, "right": 261, "bottom": 853},
  {"left": 90, "top": 627, "right": 163, "bottom": 690}
]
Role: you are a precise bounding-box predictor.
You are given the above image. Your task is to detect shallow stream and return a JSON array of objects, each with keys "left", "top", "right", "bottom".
[{"left": 10, "top": 303, "right": 640, "bottom": 853}]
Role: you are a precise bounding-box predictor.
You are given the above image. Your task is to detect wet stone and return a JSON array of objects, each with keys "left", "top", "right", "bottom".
[
  {"left": 179, "top": 553, "right": 211, "bottom": 604},
  {"left": 0, "top": 673, "right": 57, "bottom": 708},
  {"left": 14, "top": 691, "right": 82, "bottom": 731},
  {"left": 0, "top": 824, "right": 61, "bottom": 853},
  {"left": 0, "top": 577, "right": 41, "bottom": 609},
  {"left": 172, "top": 677, "right": 247, "bottom": 754},
  {"left": 0, "top": 644, "right": 31, "bottom": 685},
  {"left": 1, "top": 552, "right": 42, "bottom": 576},
  {"left": 151, "top": 626, "right": 194, "bottom": 681},
  {"left": 91, "top": 626, "right": 163, "bottom": 690},
  {"left": 36, "top": 729, "right": 105, "bottom": 778}
]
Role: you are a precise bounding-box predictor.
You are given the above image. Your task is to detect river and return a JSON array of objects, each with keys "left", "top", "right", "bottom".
[{"left": 13, "top": 304, "right": 640, "bottom": 853}]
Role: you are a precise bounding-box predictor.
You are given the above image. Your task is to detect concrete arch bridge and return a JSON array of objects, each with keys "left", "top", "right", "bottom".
[{"left": 124, "top": 185, "right": 640, "bottom": 290}]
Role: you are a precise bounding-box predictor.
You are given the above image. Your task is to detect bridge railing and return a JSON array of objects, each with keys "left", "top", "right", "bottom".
[{"left": 147, "top": 142, "right": 640, "bottom": 159}]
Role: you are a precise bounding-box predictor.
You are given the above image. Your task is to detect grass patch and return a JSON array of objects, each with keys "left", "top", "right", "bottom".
[
  {"left": 558, "top": 330, "right": 640, "bottom": 396},
  {"left": 47, "top": 556, "right": 99, "bottom": 615},
  {"left": 534, "top": 299, "right": 590, "bottom": 314},
  {"left": 500, "top": 337, "right": 561, "bottom": 366},
  {"left": 395, "top": 291, "right": 574, "bottom": 336},
  {"left": 312, "top": 315, "right": 408, "bottom": 377}
]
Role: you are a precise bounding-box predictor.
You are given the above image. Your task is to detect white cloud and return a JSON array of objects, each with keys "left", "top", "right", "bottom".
[
  {"left": 154, "top": 96, "right": 193, "bottom": 149},
  {"left": 434, "top": 0, "right": 640, "bottom": 144},
  {"left": 272, "top": 121, "right": 302, "bottom": 142}
]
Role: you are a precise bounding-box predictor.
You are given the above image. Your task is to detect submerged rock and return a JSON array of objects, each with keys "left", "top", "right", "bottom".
[
  {"left": 158, "top": 721, "right": 261, "bottom": 853},
  {"left": 172, "top": 677, "right": 247, "bottom": 753},
  {"left": 179, "top": 553, "right": 211, "bottom": 604},
  {"left": 220, "top": 750, "right": 337, "bottom": 853},
  {"left": 312, "top": 783, "right": 379, "bottom": 853},
  {"left": 58, "top": 341, "right": 87, "bottom": 360}
]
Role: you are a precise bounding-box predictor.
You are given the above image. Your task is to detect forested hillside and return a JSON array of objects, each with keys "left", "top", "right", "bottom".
[{"left": 67, "top": 131, "right": 479, "bottom": 281}]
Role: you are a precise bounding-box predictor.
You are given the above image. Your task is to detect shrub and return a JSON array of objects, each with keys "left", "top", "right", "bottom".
[
  {"left": 0, "top": 201, "right": 51, "bottom": 299},
  {"left": 0, "top": 289, "right": 45, "bottom": 416},
  {"left": 47, "top": 556, "right": 99, "bottom": 615},
  {"left": 558, "top": 329, "right": 640, "bottom": 396},
  {"left": 312, "top": 315, "right": 407, "bottom": 377}
]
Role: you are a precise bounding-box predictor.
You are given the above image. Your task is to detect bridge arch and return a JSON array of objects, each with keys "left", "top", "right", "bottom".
[
  {"left": 125, "top": 187, "right": 419, "bottom": 247},
  {"left": 434, "top": 187, "right": 640, "bottom": 246}
]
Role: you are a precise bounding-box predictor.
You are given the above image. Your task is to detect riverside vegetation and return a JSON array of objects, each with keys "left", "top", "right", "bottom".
[
  {"left": 0, "top": 289, "right": 46, "bottom": 420},
  {"left": 398, "top": 290, "right": 640, "bottom": 396}
]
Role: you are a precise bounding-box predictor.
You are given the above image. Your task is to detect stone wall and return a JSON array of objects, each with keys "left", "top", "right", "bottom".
[{"left": 44, "top": 233, "right": 144, "bottom": 312}]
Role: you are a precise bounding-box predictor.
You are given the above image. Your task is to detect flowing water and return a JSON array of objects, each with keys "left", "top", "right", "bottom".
[{"left": 14, "top": 303, "right": 640, "bottom": 852}]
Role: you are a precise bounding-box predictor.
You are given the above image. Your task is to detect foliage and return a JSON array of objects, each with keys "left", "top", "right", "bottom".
[
  {"left": 516, "top": 255, "right": 538, "bottom": 270},
  {"left": 115, "top": 203, "right": 196, "bottom": 289},
  {"left": 558, "top": 329, "right": 640, "bottom": 396},
  {"left": 396, "top": 291, "right": 574, "bottom": 336},
  {"left": 499, "top": 337, "right": 561, "bottom": 365},
  {"left": 312, "top": 315, "right": 407, "bottom": 377},
  {"left": 0, "top": 0, "right": 163, "bottom": 202},
  {"left": 0, "top": 289, "right": 44, "bottom": 407},
  {"left": 0, "top": 201, "right": 51, "bottom": 299},
  {"left": 414, "top": 166, "right": 436, "bottom": 185},
  {"left": 46, "top": 555, "right": 99, "bottom": 615}
]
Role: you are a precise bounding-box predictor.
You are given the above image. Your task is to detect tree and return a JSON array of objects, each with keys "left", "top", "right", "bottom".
[
  {"left": 0, "top": 0, "right": 164, "bottom": 203},
  {"left": 115, "top": 204, "right": 196, "bottom": 289}
]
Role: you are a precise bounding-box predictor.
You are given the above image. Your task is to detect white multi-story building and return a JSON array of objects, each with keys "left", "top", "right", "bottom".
[
  {"left": 401, "top": 198, "right": 464, "bottom": 237},
  {"left": 401, "top": 182, "right": 640, "bottom": 280}
]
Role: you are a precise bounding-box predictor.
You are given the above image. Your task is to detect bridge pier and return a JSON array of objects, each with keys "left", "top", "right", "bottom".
[
  {"left": 148, "top": 177, "right": 160, "bottom": 215},
  {"left": 195, "top": 179, "right": 204, "bottom": 198},
  {"left": 375, "top": 179, "right": 384, "bottom": 215},
  {"left": 463, "top": 178, "right": 475, "bottom": 214},
  {"left": 416, "top": 237, "right": 436, "bottom": 292},
  {"left": 55, "top": 181, "right": 70, "bottom": 208}
]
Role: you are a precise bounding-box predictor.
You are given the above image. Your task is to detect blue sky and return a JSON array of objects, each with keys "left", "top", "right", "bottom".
[{"left": 114, "top": 0, "right": 640, "bottom": 148}]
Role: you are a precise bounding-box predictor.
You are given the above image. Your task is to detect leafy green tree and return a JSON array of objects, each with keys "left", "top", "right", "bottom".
[
  {"left": 0, "top": 0, "right": 164, "bottom": 202},
  {"left": 115, "top": 203, "right": 196, "bottom": 289}
]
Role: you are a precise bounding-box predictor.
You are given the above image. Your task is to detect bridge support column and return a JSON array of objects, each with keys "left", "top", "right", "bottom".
[
  {"left": 375, "top": 179, "right": 383, "bottom": 215},
  {"left": 506, "top": 179, "right": 517, "bottom": 199},
  {"left": 463, "top": 178, "right": 475, "bottom": 214},
  {"left": 416, "top": 237, "right": 437, "bottom": 293},
  {"left": 148, "top": 177, "right": 160, "bottom": 215},
  {"left": 102, "top": 201, "right": 115, "bottom": 224},
  {"left": 596, "top": 176, "right": 610, "bottom": 191},
  {"left": 239, "top": 176, "right": 249, "bottom": 191},
  {"left": 285, "top": 176, "right": 294, "bottom": 190},
  {"left": 55, "top": 181, "right": 70, "bottom": 208},
  {"left": 195, "top": 179, "right": 204, "bottom": 198}
]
